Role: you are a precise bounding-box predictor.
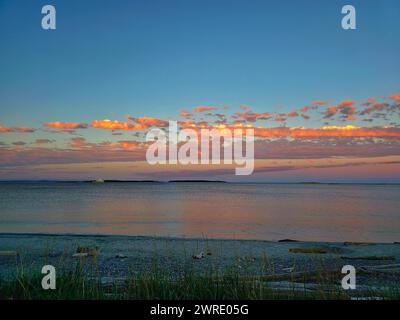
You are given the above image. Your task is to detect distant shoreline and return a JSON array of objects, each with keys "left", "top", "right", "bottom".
[
  {"left": 1, "top": 232, "right": 398, "bottom": 244},
  {"left": 0, "top": 232, "right": 296, "bottom": 243},
  {"left": 0, "top": 180, "right": 399, "bottom": 185}
]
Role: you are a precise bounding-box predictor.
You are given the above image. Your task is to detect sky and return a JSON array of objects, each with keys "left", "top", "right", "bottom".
[{"left": 0, "top": 0, "right": 400, "bottom": 182}]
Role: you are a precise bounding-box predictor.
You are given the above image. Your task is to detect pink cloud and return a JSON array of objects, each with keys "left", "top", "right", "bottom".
[
  {"left": 134, "top": 117, "right": 169, "bottom": 127},
  {"left": 0, "top": 125, "right": 35, "bottom": 133},
  {"left": 311, "top": 101, "right": 329, "bottom": 105},
  {"left": 254, "top": 126, "right": 400, "bottom": 138},
  {"left": 234, "top": 111, "right": 272, "bottom": 122},
  {"left": 388, "top": 93, "right": 400, "bottom": 101},
  {"left": 179, "top": 110, "right": 193, "bottom": 118},
  {"left": 35, "top": 139, "right": 53, "bottom": 145},
  {"left": 193, "top": 106, "right": 218, "bottom": 113},
  {"left": 337, "top": 100, "right": 356, "bottom": 108},
  {"left": 323, "top": 106, "right": 338, "bottom": 118}
]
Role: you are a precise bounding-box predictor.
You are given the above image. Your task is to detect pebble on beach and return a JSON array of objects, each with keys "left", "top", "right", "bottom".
[{"left": 73, "top": 252, "right": 88, "bottom": 258}]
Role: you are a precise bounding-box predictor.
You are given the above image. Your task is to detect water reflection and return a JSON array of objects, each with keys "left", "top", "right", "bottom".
[{"left": 0, "top": 182, "right": 399, "bottom": 242}]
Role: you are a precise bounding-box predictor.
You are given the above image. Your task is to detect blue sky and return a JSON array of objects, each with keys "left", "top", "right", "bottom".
[
  {"left": 0, "top": 0, "right": 400, "bottom": 181},
  {"left": 1, "top": 0, "right": 399, "bottom": 127}
]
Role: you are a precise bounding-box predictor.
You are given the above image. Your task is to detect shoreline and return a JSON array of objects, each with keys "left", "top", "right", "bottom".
[
  {"left": 1, "top": 180, "right": 400, "bottom": 185},
  {"left": 1, "top": 232, "right": 398, "bottom": 245},
  {"left": 1, "top": 233, "right": 399, "bottom": 276},
  {"left": 1, "top": 233, "right": 399, "bottom": 299}
]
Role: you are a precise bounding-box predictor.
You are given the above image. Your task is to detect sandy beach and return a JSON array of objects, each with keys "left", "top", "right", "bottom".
[{"left": 1, "top": 233, "right": 399, "bottom": 298}]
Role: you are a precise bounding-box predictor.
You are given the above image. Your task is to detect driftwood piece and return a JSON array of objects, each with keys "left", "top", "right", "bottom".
[{"left": 341, "top": 256, "right": 395, "bottom": 261}]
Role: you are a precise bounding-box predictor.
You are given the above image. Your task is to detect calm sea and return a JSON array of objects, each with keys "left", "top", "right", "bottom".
[{"left": 0, "top": 182, "right": 399, "bottom": 242}]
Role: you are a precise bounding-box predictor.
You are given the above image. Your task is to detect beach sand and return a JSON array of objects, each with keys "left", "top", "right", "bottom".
[{"left": 1, "top": 233, "right": 399, "bottom": 296}]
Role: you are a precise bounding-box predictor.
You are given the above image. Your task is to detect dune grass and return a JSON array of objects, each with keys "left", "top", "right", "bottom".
[
  {"left": 0, "top": 268, "right": 346, "bottom": 300},
  {"left": 1, "top": 257, "right": 399, "bottom": 300},
  {"left": 0, "top": 245, "right": 399, "bottom": 300}
]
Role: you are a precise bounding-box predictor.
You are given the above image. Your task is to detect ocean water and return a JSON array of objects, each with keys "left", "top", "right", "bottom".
[{"left": 0, "top": 182, "right": 399, "bottom": 242}]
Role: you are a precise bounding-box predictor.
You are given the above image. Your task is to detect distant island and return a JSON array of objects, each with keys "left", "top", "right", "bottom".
[
  {"left": 168, "top": 180, "right": 226, "bottom": 183},
  {"left": 91, "top": 180, "right": 162, "bottom": 183},
  {"left": 88, "top": 180, "right": 227, "bottom": 183},
  {"left": 0, "top": 180, "right": 399, "bottom": 185}
]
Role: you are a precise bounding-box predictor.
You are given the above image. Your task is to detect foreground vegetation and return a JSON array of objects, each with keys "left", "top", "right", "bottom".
[
  {"left": 1, "top": 239, "right": 399, "bottom": 300},
  {"left": 1, "top": 261, "right": 399, "bottom": 300}
]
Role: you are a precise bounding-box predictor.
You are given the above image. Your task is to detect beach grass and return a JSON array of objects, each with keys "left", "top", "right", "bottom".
[
  {"left": 0, "top": 269, "right": 340, "bottom": 300},
  {"left": 1, "top": 255, "right": 399, "bottom": 300},
  {"left": 1, "top": 235, "right": 399, "bottom": 300}
]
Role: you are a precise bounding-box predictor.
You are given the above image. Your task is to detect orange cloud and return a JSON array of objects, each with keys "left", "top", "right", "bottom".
[
  {"left": 240, "top": 105, "right": 252, "bottom": 111},
  {"left": 0, "top": 127, "right": 12, "bottom": 133},
  {"left": 134, "top": 117, "right": 169, "bottom": 127},
  {"left": 311, "top": 101, "right": 329, "bottom": 105},
  {"left": 178, "top": 120, "right": 196, "bottom": 128},
  {"left": 193, "top": 106, "right": 217, "bottom": 113},
  {"left": 274, "top": 117, "right": 287, "bottom": 123},
  {"left": 323, "top": 100, "right": 356, "bottom": 119},
  {"left": 290, "top": 126, "right": 397, "bottom": 138},
  {"left": 254, "top": 127, "right": 290, "bottom": 137},
  {"left": 254, "top": 126, "right": 400, "bottom": 138},
  {"left": 44, "top": 122, "right": 88, "bottom": 130},
  {"left": 117, "top": 140, "right": 141, "bottom": 150},
  {"left": 35, "top": 139, "right": 53, "bottom": 145},
  {"left": 339, "top": 105, "right": 357, "bottom": 119},
  {"left": 337, "top": 100, "right": 356, "bottom": 108},
  {"left": 360, "top": 103, "right": 389, "bottom": 115},
  {"left": 323, "top": 106, "right": 338, "bottom": 118},
  {"left": 388, "top": 93, "right": 400, "bottom": 101},
  {"left": 179, "top": 110, "right": 193, "bottom": 118},
  {"left": 70, "top": 137, "right": 88, "bottom": 148},
  {"left": 234, "top": 111, "right": 272, "bottom": 122},
  {"left": 299, "top": 106, "right": 312, "bottom": 112},
  {"left": 0, "top": 125, "right": 35, "bottom": 133},
  {"left": 92, "top": 119, "right": 146, "bottom": 130},
  {"left": 280, "top": 111, "right": 299, "bottom": 117}
]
